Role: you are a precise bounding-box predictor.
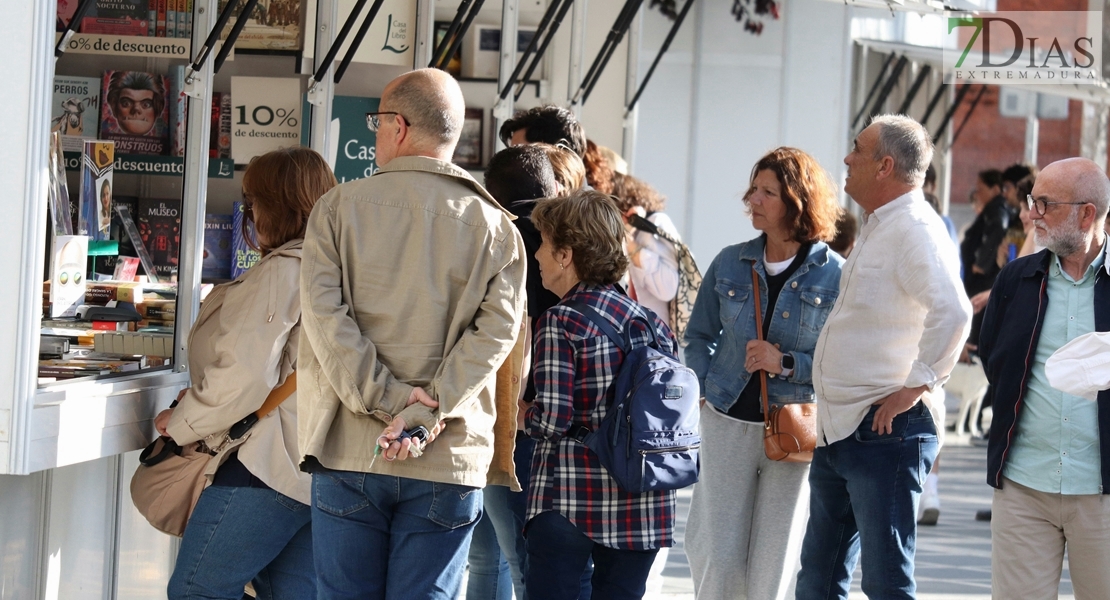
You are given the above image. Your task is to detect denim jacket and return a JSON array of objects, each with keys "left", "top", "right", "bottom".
[{"left": 684, "top": 237, "right": 844, "bottom": 412}]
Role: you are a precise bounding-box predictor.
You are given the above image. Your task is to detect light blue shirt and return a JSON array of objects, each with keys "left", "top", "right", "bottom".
[{"left": 1004, "top": 242, "right": 1106, "bottom": 495}]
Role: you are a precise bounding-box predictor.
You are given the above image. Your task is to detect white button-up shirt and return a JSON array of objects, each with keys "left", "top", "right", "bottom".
[{"left": 812, "top": 190, "right": 972, "bottom": 444}]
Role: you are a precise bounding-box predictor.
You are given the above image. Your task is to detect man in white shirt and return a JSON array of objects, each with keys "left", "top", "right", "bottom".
[{"left": 795, "top": 114, "right": 972, "bottom": 600}]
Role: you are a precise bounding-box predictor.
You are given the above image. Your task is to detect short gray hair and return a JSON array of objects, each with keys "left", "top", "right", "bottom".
[
  {"left": 386, "top": 69, "right": 464, "bottom": 148},
  {"left": 870, "top": 114, "right": 934, "bottom": 187},
  {"left": 1071, "top": 166, "right": 1110, "bottom": 222}
]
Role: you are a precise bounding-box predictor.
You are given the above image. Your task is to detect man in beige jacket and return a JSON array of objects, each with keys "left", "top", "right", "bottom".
[{"left": 298, "top": 68, "right": 526, "bottom": 600}]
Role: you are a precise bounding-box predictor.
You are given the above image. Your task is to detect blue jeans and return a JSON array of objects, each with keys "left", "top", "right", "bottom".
[
  {"left": 467, "top": 510, "right": 513, "bottom": 600},
  {"left": 168, "top": 485, "right": 314, "bottom": 600},
  {"left": 795, "top": 402, "right": 939, "bottom": 600},
  {"left": 525, "top": 511, "right": 657, "bottom": 600},
  {"left": 310, "top": 470, "right": 482, "bottom": 600}
]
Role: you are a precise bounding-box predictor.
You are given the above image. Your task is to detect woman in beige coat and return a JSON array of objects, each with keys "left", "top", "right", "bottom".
[{"left": 154, "top": 147, "right": 337, "bottom": 600}]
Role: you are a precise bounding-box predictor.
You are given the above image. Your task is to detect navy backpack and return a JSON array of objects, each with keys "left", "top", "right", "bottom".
[{"left": 564, "top": 300, "right": 701, "bottom": 493}]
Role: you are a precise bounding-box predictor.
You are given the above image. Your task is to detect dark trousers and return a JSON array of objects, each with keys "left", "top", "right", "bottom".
[{"left": 524, "top": 511, "right": 657, "bottom": 600}]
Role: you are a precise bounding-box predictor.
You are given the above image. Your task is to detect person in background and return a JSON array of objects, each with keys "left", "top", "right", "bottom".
[
  {"left": 156, "top": 147, "right": 337, "bottom": 600},
  {"left": 537, "top": 142, "right": 586, "bottom": 192},
  {"left": 923, "top": 165, "right": 958, "bottom": 245},
  {"left": 596, "top": 143, "right": 628, "bottom": 176},
  {"left": 583, "top": 139, "right": 617, "bottom": 194},
  {"left": 828, "top": 212, "right": 858, "bottom": 257},
  {"left": 795, "top": 115, "right": 971, "bottom": 599},
  {"left": 500, "top": 105, "right": 586, "bottom": 158},
  {"left": 960, "top": 168, "right": 1012, "bottom": 352},
  {"left": 1016, "top": 174, "right": 1041, "bottom": 260},
  {"left": 979, "top": 157, "right": 1110, "bottom": 598},
  {"left": 471, "top": 144, "right": 562, "bottom": 600},
  {"left": 610, "top": 172, "right": 680, "bottom": 325},
  {"left": 525, "top": 190, "right": 678, "bottom": 600},
  {"left": 298, "top": 69, "right": 526, "bottom": 600},
  {"left": 683, "top": 147, "right": 844, "bottom": 600}
]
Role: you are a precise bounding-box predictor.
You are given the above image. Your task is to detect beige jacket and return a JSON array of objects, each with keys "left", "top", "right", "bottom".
[
  {"left": 298, "top": 156, "right": 527, "bottom": 490},
  {"left": 167, "top": 239, "right": 310, "bottom": 504}
]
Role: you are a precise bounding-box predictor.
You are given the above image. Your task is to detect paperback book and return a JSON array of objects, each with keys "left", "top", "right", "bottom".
[
  {"left": 137, "top": 197, "right": 182, "bottom": 279},
  {"left": 100, "top": 70, "right": 170, "bottom": 155},
  {"left": 50, "top": 76, "right": 101, "bottom": 152},
  {"left": 203, "top": 213, "right": 233, "bottom": 280},
  {"left": 81, "top": 0, "right": 150, "bottom": 35},
  {"left": 78, "top": 140, "right": 115, "bottom": 241},
  {"left": 231, "top": 201, "right": 261, "bottom": 279}
]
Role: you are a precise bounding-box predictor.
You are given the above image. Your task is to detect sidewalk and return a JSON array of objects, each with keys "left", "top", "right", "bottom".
[{"left": 655, "top": 437, "right": 1077, "bottom": 600}]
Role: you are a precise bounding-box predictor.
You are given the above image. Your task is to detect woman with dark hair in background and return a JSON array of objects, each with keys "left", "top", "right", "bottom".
[
  {"left": 155, "top": 147, "right": 338, "bottom": 599},
  {"left": 683, "top": 147, "right": 844, "bottom": 600}
]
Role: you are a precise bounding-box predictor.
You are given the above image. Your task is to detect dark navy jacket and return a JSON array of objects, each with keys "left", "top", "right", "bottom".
[{"left": 979, "top": 249, "right": 1110, "bottom": 493}]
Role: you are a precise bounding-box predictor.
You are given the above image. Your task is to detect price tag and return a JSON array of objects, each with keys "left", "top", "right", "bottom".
[{"left": 230, "top": 77, "right": 303, "bottom": 165}]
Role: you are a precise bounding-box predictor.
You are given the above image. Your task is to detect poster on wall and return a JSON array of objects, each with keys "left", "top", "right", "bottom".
[
  {"left": 303, "top": 0, "right": 415, "bottom": 67},
  {"left": 230, "top": 76, "right": 303, "bottom": 164},
  {"left": 333, "top": 96, "right": 380, "bottom": 182}
]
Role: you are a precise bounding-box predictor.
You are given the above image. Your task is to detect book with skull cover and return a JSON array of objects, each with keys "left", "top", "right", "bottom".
[{"left": 100, "top": 70, "right": 170, "bottom": 155}]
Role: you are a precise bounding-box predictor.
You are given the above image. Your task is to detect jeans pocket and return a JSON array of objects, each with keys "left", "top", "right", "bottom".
[
  {"left": 312, "top": 471, "right": 369, "bottom": 517},
  {"left": 428, "top": 482, "right": 482, "bottom": 529},
  {"left": 854, "top": 408, "right": 903, "bottom": 444},
  {"left": 275, "top": 491, "right": 309, "bottom": 512}
]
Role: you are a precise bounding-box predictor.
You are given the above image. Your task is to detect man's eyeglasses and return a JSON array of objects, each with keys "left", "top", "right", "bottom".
[
  {"left": 366, "top": 111, "right": 402, "bottom": 132},
  {"left": 1026, "top": 194, "right": 1088, "bottom": 217}
]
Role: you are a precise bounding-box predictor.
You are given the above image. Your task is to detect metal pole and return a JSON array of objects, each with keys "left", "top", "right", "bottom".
[
  {"left": 415, "top": 0, "right": 436, "bottom": 69},
  {"left": 310, "top": 0, "right": 339, "bottom": 155},
  {"left": 1025, "top": 112, "right": 1040, "bottom": 166},
  {"left": 624, "top": 0, "right": 695, "bottom": 115},
  {"left": 514, "top": 0, "right": 574, "bottom": 101},
  {"left": 574, "top": 0, "right": 644, "bottom": 105},
  {"left": 494, "top": 0, "right": 519, "bottom": 154},
  {"left": 334, "top": 0, "right": 387, "bottom": 84},
  {"left": 310, "top": 0, "right": 369, "bottom": 85},
  {"left": 920, "top": 81, "right": 948, "bottom": 126},
  {"left": 567, "top": 0, "right": 588, "bottom": 115},
  {"left": 430, "top": 0, "right": 475, "bottom": 68},
  {"left": 440, "top": 0, "right": 488, "bottom": 70},
  {"left": 951, "top": 84, "right": 987, "bottom": 147},
  {"left": 862, "top": 54, "right": 908, "bottom": 126},
  {"left": 932, "top": 83, "right": 974, "bottom": 143},
  {"left": 621, "top": 4, "right": 642, "bottom": 168},
  {"left": 500, "top": 0, "right": 563, "bottom": 98},
  {"left": 896, "top": 63, "right": 932, "bottom": 116},
  {"left": 851, "top": 51, "right": 896, "bottom": 129},
  {"left": 55, "top": 0, "right": 97, "bottom": 59},
  {"left": 213, "top": 0, "right": 260, "bottom": 73}
]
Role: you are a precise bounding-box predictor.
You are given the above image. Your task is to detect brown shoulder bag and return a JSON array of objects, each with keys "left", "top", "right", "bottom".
[
  {"left": 130, "top": 372, "right": 297, "bottom": 536},
  {"left": 751, "top": 268, "right": 816, "bottom": 463}
]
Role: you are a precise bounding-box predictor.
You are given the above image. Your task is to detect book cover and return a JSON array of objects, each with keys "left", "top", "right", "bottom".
[
  {"left": 231, "top": 201, "right": 261, "bottom": 279},
  {"left": 217, "top": 93, "right": 232, "bottom": 159},
  {"left": 81, "top": 0, "right": 149, "bottom": 35},
  {"left": 218, "top": 0, "right": 303, "bottom": 50},
  {"left": 148, "top": 0, "right": 157, "bottom": 36},
  {"left": 137, "top": 197, "right": 181, "bottom": 278},
  {"left": 203, "top": 213, "right": 233, "bottom": 280},
  {"left": 100, "top": 70, "right": 170, "bottom": 155},
  {"left": 50, "top": 235, "right": 89, "bottom": 318},
  {"left": 57, "top": 0, "right": 79, "bottom": 31},
  {"left": 209, "top": 92, "right": 221, "bottom": 158},
  {"left": 78, "top": 140, "right": 115, "bottom": 241},
  {"left": 168, "top": 65, "right": 187, "bottom": 157},
  {"left": 51, "top": 76, "right": 101, "bottom": 152},
  {"left": 185, "top": 0, "right": 193, "bottom": 37},
  {"left": 166, "top": 0, "right": 177, "bottom": 40},
  {"left": 157, "top": 0, "right": 166, "bottom": 37}
]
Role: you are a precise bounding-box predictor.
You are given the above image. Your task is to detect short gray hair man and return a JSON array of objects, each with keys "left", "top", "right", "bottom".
[{"left": 870, "top": 114, "right": 934, "bottom": 188}]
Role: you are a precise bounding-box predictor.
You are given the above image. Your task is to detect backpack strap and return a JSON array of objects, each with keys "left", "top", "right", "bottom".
[{"left": 563, "top": 299, "right": 663, "bottom": 352}]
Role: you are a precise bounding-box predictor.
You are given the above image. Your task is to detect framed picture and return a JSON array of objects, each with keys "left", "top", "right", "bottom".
[
  {"left": 453, "top": 108, "right": 484, "bottom": 169},
  {"left": 433, "top": 21, "right": 463, "bottom": 77}
]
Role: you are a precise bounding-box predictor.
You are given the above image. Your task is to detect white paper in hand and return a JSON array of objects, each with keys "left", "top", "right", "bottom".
[{"left": 1045, "top": 331, "right": 1110, "bottom": 401}]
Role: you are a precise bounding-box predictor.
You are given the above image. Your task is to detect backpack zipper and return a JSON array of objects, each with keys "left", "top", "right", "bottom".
[{"left": 639, "top": 443, "right": 701, "bottom": 455}]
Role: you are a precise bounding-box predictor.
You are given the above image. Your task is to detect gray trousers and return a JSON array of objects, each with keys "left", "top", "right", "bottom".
[{"left": 685, "top": 404, "right": 810, "bottom": 600}]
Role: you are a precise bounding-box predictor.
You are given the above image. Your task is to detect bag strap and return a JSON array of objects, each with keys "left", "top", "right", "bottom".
[
  {"left": 751, "top": 267, "right": 771, "bottom": 432},
  {"left": 630, "top": 213, "right": 684, "bottom": 249},
  {"left": 228, "top": 371, "right": 297, "bottom": 440}
]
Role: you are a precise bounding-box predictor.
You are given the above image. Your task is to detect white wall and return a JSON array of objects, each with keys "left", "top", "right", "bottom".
[{"left": 633, "top": 0, "right": 852, "bottom": 266}]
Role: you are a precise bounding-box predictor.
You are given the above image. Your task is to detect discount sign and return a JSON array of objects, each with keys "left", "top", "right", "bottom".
[{"left": 230, "top": 76, "right": 303, "bottom": 165}]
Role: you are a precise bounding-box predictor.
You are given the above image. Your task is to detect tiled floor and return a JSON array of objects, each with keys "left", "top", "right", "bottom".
[{"left": 655, "top": 438, "right": 1077, "bottom": 600}]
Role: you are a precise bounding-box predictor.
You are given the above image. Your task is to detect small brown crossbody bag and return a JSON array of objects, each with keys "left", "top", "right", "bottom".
[{"left": 751, "top": 267, "right": 816, "bottom": 463}]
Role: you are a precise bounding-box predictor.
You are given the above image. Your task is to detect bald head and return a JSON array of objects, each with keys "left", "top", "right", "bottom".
[
  {"left": 1041, "top": 157, "right": 1110, "bottom": 222},
  {"left": 382, "top": 68, "right": 466, "bottom": 153}
]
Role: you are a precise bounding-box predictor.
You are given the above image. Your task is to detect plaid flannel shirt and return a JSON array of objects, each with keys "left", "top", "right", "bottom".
[{"left": 525, "top": 283, "right": 677, "bottom": 550}]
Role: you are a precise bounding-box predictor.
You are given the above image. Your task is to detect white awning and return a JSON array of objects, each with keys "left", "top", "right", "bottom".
[
  {"left": 855, "top": 38, "right": 1110, "bottom": 105},
  {"left": 813, "top": 0, "right": 987, "bottom": 15}
]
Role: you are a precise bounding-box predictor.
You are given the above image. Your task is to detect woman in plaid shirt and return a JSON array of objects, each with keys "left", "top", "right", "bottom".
[{"left": 524, "top": 190, "right": 678, "bottom": 600}]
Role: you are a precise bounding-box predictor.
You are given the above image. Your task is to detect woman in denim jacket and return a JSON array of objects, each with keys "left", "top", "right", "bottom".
[{"left": 683, "top": 147, "right": 844, "bottom": 600}]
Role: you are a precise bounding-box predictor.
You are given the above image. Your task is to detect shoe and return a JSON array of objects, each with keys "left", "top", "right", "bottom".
[
  {"left": 975, "top": 509, "right": 992, "bottom": 521},
  {"left": 917, "top": 490, "right": 940, "bottom": 525},
  {"left": 917, "top": 472, "right": 940, "bottom": 525}
]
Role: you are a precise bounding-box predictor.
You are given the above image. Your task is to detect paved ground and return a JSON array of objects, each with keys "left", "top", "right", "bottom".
[{"left": 653, "top": 436, "right": 1076, "bottom": 600}]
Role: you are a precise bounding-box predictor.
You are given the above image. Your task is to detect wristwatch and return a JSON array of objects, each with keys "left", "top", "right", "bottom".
[{"left": 780, "top": 353, "right": 795, "bottom": 377}]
